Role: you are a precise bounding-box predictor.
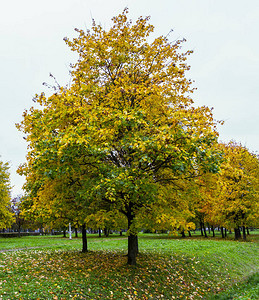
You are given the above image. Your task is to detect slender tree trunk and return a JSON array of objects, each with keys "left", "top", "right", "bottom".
[
  {"left": 181, "top": 230, "right": 186, "bottom": 238},
  {"left": 242, "top": 226, "right": 246, "bottom": 241},
  {"left": 200, "top": 222, "right": 204, "bottom": 236},
  {"left": 208, "top": 224, "right": 210, "bottom": 234},
  {"left": 75, "top": 228, "right": 78, "bottom": 238},
  {"left": 246, "top": 227, "right": 250, "bottom": 235},
  {"left": 63, "top": 229, "right": 66, "bottom": 238},
  {"left": 18, "top": 223, "right": 21, "bottom": 238},
  {"left": 221, "top": 227, "right": 225, "bottom": 238},
  {"left": 224, "top": 228, "right": 227, "bottom": 237},
  {"left": 188, "top": 231, "right": 192, "bottom": 237},
  {"left": 98, "top": 228, "right": 101, "bottom": 237},
  {"left": 234, "top": 227, "right": 241, "bottom": 240},
  {"left": 120, "top": 230, "right": 123, "bottom": 236},
  {"left": 211, "top": 226, "right": 215, "bottom": 237},
  {"left": 82, "top": 224, "right": 88, "bottom": 252}
]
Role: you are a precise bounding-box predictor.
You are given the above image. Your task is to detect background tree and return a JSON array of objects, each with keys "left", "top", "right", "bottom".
[
  {"left": 17, "top": 9, "right": 222, "bottom": 265},
  {"left": 86, "top": 210, "right": 127, "bottom": 236},
  {"left": 10, "top": 195, "right": 27, "bottom": 236},
  {"left": 137, "top": 180, "right": 196, "bottom": 236},
  {"left": 19, "top": 166, "right": 95, "bottom": 251},
  {"left": 213, "top": 142, "right": 259, "bottom": 240},
  {"left": 0, "top": 160, "right": 14, "bottom": 229},
  {"left": 191, "top": 172, "right": 220, "bottom": 237}
]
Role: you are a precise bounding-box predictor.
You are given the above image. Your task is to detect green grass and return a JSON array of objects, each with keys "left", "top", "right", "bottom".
[
  {"left": 0, "top": 234, "right": 91, "bottom": 251},
  {"left": 0, "top": 233, "right": 258, "bottom": 299},
  {"left": 208, "top": 272, "right": 259, "bottom": 300}
]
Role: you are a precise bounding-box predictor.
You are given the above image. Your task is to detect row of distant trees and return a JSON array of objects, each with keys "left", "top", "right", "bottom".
[
  {"left": 1, "top": 174, "right": 258, "bottom": 242},
  {"left": 1, "top": 10, "right": 258, "bottom": 265}
]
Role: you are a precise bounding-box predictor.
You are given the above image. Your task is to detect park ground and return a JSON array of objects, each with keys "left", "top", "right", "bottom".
[{"left": 0, "top": 231, "right": 258, "bottom": 299}]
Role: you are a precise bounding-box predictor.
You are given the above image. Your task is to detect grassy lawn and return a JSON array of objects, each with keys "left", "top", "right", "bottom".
[{"left": 0, "top": 233, "right": 258, "bottom": 299}]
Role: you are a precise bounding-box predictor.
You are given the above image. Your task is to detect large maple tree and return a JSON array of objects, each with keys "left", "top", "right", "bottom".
[{"left": 18, "top": 9, "right": 222, "bottom": 264}]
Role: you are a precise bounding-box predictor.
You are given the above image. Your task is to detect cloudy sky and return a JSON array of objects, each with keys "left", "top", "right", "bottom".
[{"left": 1, "top": 0, "right": 258, "bottom": 196}]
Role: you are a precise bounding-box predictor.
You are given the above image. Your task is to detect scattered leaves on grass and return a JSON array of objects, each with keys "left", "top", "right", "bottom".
[
  {"left": 0, "top": 249, "right": 235, "bottom": 299},
  {"left": 0, "top": 235, "right": 258, "bottom": 299}
]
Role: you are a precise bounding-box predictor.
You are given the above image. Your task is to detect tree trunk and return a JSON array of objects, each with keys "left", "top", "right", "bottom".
[
  {"left": 75, "top": 228, "right": 78, "bottom": 238},
  {"left": 82, "top": 224, "right": 88, "bottom": 252},
  {"left": 63, "top": 229, "right": 66, "bottom": 238},
  {"left": 246, "top": 227, "right": 250, "bottom": 235},
  {"left": 18, "top": 223, "right": 21, "bottom": 238},
  {"left": 208, "top": 224, "right": 210, "bottom": 234},
  {"left": 98, "top": 228, "right": 101, "bottom": 237},
  {"left": 234, "top": 227, "right": 241, "bottom": 240},
  {"left": 181, "top": 230, "right": 186, "bottom": 238},
  {"left": 200, "top": 222, "right": 204, "bottom": 236},
  {"left": 128, "top": 234, "right": 138, "bottom": 265},
  {"left": 104, "top": 227, "right": 109, "bottom": 237},
  {"left": 127, "top": 208, "right": 138, "bottom": 265},
  {"left": 120, "top": 230, "right": 123, "bottom": 236},
  {"left": 188, "top": 231, "right": 192, "bottom": 237},
  {"left": 221, "top": 227, "right": 225, "bottom": 238},
  {"left": 211, "top": 226, "right": 215, "bottom": 237},
  {"left": 242, "top": 226, "right": 246, "bottom": 241},
  {"left": 224, "top": 228, "right": 227, "bottom": 237}
]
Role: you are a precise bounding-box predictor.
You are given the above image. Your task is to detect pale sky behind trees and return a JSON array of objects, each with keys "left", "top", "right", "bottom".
[{"left": 0, "top": 0, "right": 258, "bottom": 196}]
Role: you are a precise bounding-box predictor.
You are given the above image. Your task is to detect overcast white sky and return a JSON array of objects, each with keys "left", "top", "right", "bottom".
[{"left": 1, "top": 0, "right": 258, "bottom": 197}]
